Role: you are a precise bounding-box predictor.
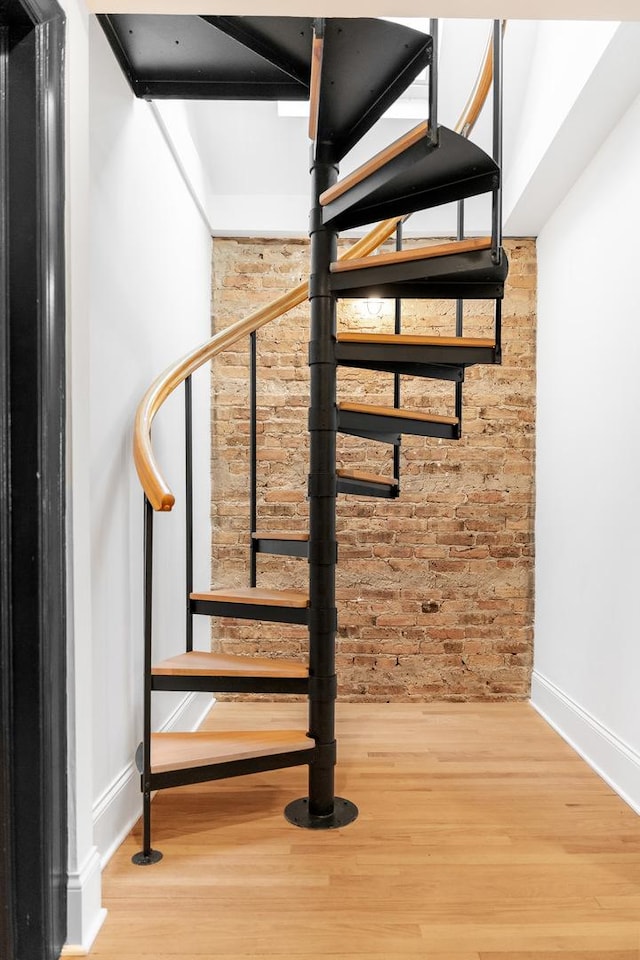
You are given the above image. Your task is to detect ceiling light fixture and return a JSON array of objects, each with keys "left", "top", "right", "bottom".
[{"left": 365, "top": 298, "right": 384, "bottom": 317}]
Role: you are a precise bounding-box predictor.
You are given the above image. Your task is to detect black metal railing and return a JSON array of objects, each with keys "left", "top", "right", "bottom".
[
  {"left": 249, "top": 331, "right": 258, "bottom": 587},
  {"left": 393, "top": 221, "right": 402, "bottom": 490},
  {"left": 455, "top": 198, "right": 465, "bottom": 435},
  {"left": 491, "top": 19, "right": 503, "bottom": 265},
  {"left": 185, "top": 375, "right": 194, "bottom": 652},
  {"left": 135, "top": 494, "right": 162, "bottom": 864},
  {"left": 454, "top": 17, "right": 504, "bottom": 431},
  {"left": 492, "top": 20, "right": 504, "bottom": 360},
  {"left": 428, "top": 18, "right": 439, "bottom": 144}
]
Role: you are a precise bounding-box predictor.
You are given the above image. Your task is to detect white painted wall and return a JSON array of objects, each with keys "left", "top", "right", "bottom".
[
  {"left": 505, "top": 19, "right": 617, "bottom": 207},
  {"left": 64, "top": 7, "right": 214, "bottom": 950},
  {"left": 504, "top": 21, "right": 640, "bottom": 234},
  {"left": 63, "top": 0, "right": 107, "bottom": 950},
  {"left": 89, "top": 12, "right": 213, "bottom": 846},
  {"left": 533, "top": 89, "right": 640, "bottom": 814}
]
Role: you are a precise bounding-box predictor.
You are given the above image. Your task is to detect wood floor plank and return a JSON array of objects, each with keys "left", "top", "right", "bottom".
[
  {"left": 480, "top": 954, "right": 638, "bottom": 960},
  {"left": 90, "top": 703, "right": 640, "bottom": 960},
  {"left": 91, "top": 956, "right": 482, "bottom": 960},
  {"left": 91, "top": 953, "right": 482, "bottom": 960}
]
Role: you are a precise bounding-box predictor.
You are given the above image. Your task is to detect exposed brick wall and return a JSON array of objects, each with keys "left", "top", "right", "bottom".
[{"left": 210, "top": 236, "right": 536, "bottom": 701}]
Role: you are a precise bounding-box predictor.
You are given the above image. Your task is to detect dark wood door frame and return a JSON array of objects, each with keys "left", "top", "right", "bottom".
[{"left": 0, "top": 1, "right": 67, "bottom": 957}]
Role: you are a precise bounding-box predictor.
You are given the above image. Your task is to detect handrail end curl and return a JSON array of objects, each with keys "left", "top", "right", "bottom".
[{"left": 133, "top": 427, "right": 177, "bottom": 513}]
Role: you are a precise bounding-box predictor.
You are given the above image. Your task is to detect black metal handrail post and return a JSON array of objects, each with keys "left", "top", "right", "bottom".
[
  {"left": 393, "top": 222, "right": 402, "bottom": 489},
  {"left": 284, "top": 137, "right": 357, "bottom": 829},
  {"left": 185, "top": 376, "right": 194, "bottom": 652},
  {"left": 491, "top": 19, "right": 503, "bottom": 264},
  {"left": 249, "top": 331, "right": 257, "bottom": 587},
  {"left": 455, "top": 201, "right": 465, "bottom": 433},
  {"left": 495, "top": 298, "right": 503, "bottom": 362},
  {"left": 132, "top": 497, "right": 162, "bottom": 865},
  {"left": 428, "top": 19, "right": 439, "bottom": 146}
]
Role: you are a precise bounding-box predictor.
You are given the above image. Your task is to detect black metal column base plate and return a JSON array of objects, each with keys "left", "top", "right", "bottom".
[
  {"left": 284, "top": 796, "right": 359, "bottom": 829},
  {"left": 131, "top": 849, "right": 163, "bottom": 866}
]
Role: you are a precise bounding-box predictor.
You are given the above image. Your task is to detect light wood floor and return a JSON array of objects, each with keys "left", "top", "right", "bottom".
[{"left": 91, "top": 702, "right": 640, "bottom": 959}]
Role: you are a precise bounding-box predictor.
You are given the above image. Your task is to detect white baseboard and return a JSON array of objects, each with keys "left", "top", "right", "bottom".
[
  {"left": 64, "top": 693, "right": 212, "bottom": 954},
  {"left": 531, "top": 670, "right": 640, "bottom": 815},
  {"left": 93, "top": 692, "right": 213, "bottom": 866},
  {"left": 62, "top": 846, "right": 107, "bottom": 956}
]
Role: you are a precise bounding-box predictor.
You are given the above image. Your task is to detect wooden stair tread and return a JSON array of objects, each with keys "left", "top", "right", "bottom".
[
  {"left": 307, "top": 35, "right": 323, "bottom": 141},
  {"left": 339, "top": 402, "right": 459, "bottom": 426},
  {"left": 338, "top": 332, "right": 495, "bottom": 349},
  {"left": 252, "top": 531, "right": 309, "bottom": 542},
  {"left": 322, "top": 127, "right": 500, "bottom": 233},
  {"left": 337, "top": 469, "right": 398, "bottom": 487},
  {"left": 151, "top": 730, "right": 311, "bottom": 775},
  {"left": 190, "top": 587, "right": 309, "bottom": 608},
  {"left": 152, "top": 651, "right": 308, "bottom": 679},
  {"left": 319, "top": 120, "right": 428, "bottom": 206},
  {"left": 331, "top": 237, "right": 492, "bottom": 274}
]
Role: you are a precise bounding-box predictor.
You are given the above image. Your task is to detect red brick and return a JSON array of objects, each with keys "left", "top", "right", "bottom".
[{"left": 211, "top": 237, "right": 535, "bottom": 702}]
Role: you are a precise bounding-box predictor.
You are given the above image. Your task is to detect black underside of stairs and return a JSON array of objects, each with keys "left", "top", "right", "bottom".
[
  {"left": 336, "top": 340, "right": 498, "bottom": 376},
  {"left": 98, "top": 14, "right": 313, "bottom": 100},
  {"left": 152, "top": 674, "right": 309, "bottom": 695},
  {"left": 337, "top": 359, "right": 465, "bottom": 381},
  {"left": 97, "top": 14, "right": 430, "bottom": 124},
  {"left": 149, "top": 747, "right": 316, "bottom": 792},
  {"left": 336, "top": 474, "right": 398, "bottom": 499},
  {"left": 342, "top": 429, "right": 402, "bottom": 445},
  {"left": 253, "top": 535, "right": 308, "bottom": 558},
  {"left": 317, "top": 19, "right": 431, "bottom": 161},
  {"left": 191, "top": 597, "right": 309, "bottom": 625},
  {"left": 330, "top": 248, "right": 509, "bottom": 301},
  {"left": 335, "top": 279, "right": 505, "bottom": 300},
  {"left": 322, "top": 126, "right": 499, "bottom": 231},
  {"left": 338, "top": 408, "right": 459, "bottom": 443}
]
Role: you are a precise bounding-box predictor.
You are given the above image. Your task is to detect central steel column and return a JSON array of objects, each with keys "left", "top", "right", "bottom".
[{"left": 284, "top": 143, "right": 358, "bottom": 829}]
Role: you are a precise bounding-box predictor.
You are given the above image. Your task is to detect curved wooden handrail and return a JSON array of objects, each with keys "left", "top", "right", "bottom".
[
  {"left": 134, "top": 21, "right": 504, "bottom": 512},
  {"left": 135, "top": 216, "right": 405, "bottom": 510},
  {"left": 455, "top": 21, "right": 505, "bottom": 138}
]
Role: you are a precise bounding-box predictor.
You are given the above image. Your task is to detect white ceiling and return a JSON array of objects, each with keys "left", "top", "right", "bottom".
[
  {"left": 182, "top": 19, "right": 537, "bottom": 237},
  {"left": 147, "top": 17, "right": 640, "bottom": 238},
  {"left": 89, "top": 0, "right": 640, "bottom": 21}
]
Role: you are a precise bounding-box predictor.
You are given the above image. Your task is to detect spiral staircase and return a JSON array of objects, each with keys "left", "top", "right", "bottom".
[{"left": 98, "top": 14, "right": 508, "bottom": 863}]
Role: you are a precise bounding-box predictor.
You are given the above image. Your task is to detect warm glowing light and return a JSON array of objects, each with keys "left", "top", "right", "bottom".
[{"left": 351, "top": 297, "right": 392, "bottom": 324}]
